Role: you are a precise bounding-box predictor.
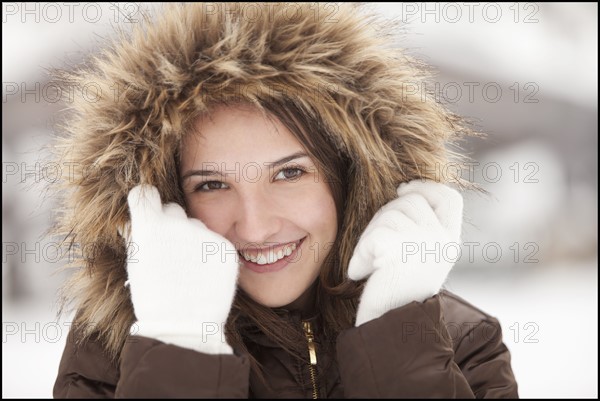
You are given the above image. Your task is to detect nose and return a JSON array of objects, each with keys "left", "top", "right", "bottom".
[{"left": 231, "top": 188, "right": 283, "bottom": 246}]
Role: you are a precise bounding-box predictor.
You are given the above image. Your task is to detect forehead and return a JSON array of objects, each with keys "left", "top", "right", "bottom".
[{"left": 181, "top": 105, "right": 305, "bottom": 167}]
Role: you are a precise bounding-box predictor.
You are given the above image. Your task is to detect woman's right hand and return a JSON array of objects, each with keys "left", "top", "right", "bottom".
[{"left": 122, "top": 185, "right": 240, "bottom": 354}]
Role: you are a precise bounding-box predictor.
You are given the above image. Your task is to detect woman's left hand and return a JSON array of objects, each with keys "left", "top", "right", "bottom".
[{"left": 348, "top": 179, "right": 463, "bottom": 327}]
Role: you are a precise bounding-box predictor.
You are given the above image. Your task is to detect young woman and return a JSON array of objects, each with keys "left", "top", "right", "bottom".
[{"left": 52, "top": 3, "right": 518, "bottom": 398}]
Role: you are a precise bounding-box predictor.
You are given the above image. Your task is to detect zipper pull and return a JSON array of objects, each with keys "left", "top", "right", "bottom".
[{"left": 302, "top": 321, "right": 317, "bottom": 365}]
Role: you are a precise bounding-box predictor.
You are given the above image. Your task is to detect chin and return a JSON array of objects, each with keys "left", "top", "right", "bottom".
[
  {"left": 241, "top": 285, "right": 299, "bottom": 309},
  {"left": 250, "top": 293, "right": 298, "bottom": 309}
]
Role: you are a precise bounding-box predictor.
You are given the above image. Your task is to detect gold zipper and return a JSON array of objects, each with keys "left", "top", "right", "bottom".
[{"left": 302, "top": 320, "right": 319, "bottom": 399}]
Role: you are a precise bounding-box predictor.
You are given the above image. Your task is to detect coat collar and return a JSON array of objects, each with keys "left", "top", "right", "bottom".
[{"left": 237, "top": 280, "right": 320, "bottom": 349}]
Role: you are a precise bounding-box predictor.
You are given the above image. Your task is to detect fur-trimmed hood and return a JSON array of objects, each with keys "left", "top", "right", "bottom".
[{"left": 52, "top": 2, "right": 471, "bottom": 358}]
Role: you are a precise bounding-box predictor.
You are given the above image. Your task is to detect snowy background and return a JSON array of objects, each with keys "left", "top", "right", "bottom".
[{"left": 3, "top": 2, "right": 597, "bottom": 398}]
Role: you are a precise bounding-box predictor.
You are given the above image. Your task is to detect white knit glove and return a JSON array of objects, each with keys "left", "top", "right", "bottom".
[
  {"left": 348, "top": 179, "right": 463, "bottom": 327},
  {"left": 122, "top": 185, "right": 240, "bottom": 354}
]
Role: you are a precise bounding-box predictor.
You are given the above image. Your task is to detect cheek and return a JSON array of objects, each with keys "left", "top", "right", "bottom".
[
  {"left": 289, "top": 184, "right": 338, "bottom": 240},
  {"left": 185, "top": 196, "right": 232, "bottom": 236}
]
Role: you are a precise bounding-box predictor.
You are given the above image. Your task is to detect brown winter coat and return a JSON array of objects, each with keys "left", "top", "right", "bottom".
[{"left": 53, "top": 290, "right": 518, "bottom": 398}]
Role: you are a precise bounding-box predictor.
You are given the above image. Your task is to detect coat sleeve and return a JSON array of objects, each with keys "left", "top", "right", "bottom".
[
  {"left": 451, "top": 317, "right": 519, "bottom": 398},
  {"left": 336, "top": 293, "right": 517, "bottom": 398},
  {"left": 53, "top": 329, "right": 119, "bottom": 398},
  {"left": 54, "top": 329, "right": 250, "bottom": 398}
]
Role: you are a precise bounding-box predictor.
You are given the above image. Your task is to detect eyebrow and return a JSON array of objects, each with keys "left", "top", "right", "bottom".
[{"left": 181, "top": 151, "right": 310, "bottom": 180}]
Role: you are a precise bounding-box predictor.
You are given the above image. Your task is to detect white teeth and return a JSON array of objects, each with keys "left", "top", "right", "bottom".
[
  {"left": 285, "top": 243, "right": 297, "bottom": 257},
  {"left": 240, "top": 241, "right": 300, "bottom": 265}
]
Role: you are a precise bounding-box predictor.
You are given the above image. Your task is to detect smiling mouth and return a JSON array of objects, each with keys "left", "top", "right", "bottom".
[{"left": 237, "top": 237, "right": 306, "bottom": 265}]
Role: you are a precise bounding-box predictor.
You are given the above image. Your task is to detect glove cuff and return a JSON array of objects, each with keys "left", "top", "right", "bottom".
[
  {"left": 131, "top": 320, "right": 233, "bottom": 355},
  {"left": 354, "top": 261, "right": 452, "bottom": 327}
]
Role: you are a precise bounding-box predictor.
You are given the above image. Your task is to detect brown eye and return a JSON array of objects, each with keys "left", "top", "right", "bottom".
[
  {"left": 275, "top": 167, "right": 305, "bottom": 181},
  {"left": 195, "top": 181, "right": 228, "bottom": 192}
]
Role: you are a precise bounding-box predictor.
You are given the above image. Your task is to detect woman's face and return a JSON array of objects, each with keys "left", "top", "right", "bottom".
[{"left": 180, "top": 105, "right": 338, "bottom": 308}]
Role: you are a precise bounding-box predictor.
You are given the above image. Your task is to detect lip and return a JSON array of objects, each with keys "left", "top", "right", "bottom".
[{"left": 239, "top": 237, "right": 306, "bottom": 274}]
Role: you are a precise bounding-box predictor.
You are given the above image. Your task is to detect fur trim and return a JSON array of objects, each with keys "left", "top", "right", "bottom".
[{"left": 51, "top": 2, "right": 473, "bottom": 359}]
